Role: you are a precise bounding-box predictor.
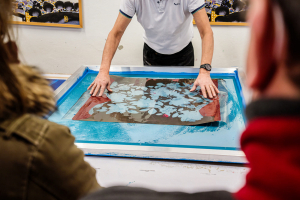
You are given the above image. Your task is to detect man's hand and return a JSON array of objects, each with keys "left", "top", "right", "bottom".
[
  {"left": 87, "top": 71, "right": 112, "bottom": 97},
  {"left": 87, "top": 13, "right": 131, "bottom": 97},
  {"left": 192, "top": 9, "right": 216, "bottom": 98},
  {"left": 190, "top": 70, "right": 219, "bottom": 99}
]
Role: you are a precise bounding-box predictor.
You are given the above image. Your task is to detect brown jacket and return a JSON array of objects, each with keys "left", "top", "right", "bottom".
[{"left": 0, "top": 114, "right": 101, "bottom": 200}]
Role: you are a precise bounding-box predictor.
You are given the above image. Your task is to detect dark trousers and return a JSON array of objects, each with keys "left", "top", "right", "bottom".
[
  {"left": 143, "top": 42, "right": 195, "bottom": 66},
  {"left": 81, "top": 187, "right": 234, "bottom": 200}
]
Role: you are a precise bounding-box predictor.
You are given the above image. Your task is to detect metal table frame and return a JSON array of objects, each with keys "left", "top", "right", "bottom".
[{"left": 53, "top": 65, "right": 248, "bottom": 164}]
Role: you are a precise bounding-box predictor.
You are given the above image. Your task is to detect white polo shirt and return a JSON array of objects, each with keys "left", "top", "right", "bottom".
[{"left": 120, "top": 0, "right": 205, "bottom": 55}]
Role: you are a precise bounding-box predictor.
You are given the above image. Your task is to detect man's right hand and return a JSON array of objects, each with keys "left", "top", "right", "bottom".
[
  {"left": 87, "top": 71, "right": 112, "bottom": 97},
  {"left": 87, "top": 13, "right": 131, "bottom": 96}
]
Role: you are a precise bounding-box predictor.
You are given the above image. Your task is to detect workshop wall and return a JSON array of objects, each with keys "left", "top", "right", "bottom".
[{"left": 13, "top": 0, "right": 250, "bottom": 74}]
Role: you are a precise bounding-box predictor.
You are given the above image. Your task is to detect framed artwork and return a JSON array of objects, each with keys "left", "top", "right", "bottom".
[
  {"left": 11, "top": 0, "right": 83, "bottom": 28},
  {"left": 194, "top": 0, "right": 248, "bottom": 26}
]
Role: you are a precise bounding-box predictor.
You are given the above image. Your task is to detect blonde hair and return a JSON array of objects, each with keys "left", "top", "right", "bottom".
[
  {"left": 0, "top": 0, "right": 56, "bottom": 121},
  {"left": 0, "top": 64, "right": 56, "bottom": 121}
]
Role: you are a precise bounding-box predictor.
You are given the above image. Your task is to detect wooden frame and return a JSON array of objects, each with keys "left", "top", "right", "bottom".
[
  {"left": 11, "top": 0, "right": 83, "bottom": 28},
  {"left": 193, "top": 0, "right": 249, "bottom": 26},
  {"left": 209, "top": 22, "right": 248, "bottom": 26},
  {"left": 193, "top": 19, "right": 248, "bottom": 26}
]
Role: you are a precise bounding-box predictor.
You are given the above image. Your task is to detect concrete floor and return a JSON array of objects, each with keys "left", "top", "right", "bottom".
[{"left": 85, "top": 156, "right": 249, "bottom": 194}]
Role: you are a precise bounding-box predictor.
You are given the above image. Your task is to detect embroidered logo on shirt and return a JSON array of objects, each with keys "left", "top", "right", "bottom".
[{"left": 174, "top": 3, "right": 181, "bottom": 5}]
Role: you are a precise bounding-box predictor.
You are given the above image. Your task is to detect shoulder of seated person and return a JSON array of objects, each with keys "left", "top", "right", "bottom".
[{"left": 0, "top": 114, "right": 71, "bottom": 146}]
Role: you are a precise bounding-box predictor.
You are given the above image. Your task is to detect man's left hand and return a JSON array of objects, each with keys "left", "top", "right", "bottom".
[{"left": 190, "top": 70, "right": 219, "bottom": 99}]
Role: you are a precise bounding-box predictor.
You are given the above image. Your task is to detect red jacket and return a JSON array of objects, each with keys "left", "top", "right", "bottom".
[{"left": 235, "top": 99, "right": 300, "bottom": 200}]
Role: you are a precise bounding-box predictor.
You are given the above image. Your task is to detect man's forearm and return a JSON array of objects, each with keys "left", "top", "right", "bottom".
[
  {"left": 200, "top": 31, "right": 214, "bottom": 67},
  {"left": 100, "top": 31, "right": 123, "bottom": 74},
  {"left": 199, "top": 31, "right": 214, "bottom": 74}
]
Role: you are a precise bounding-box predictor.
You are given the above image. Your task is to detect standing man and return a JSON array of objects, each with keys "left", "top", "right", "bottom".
[{"left": 88, "top": 0, "right": 219, "bottom": 99}]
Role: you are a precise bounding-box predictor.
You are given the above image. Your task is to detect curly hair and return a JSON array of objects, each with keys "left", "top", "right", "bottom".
[{"left": 0, "top": 0, "right": 55, "bottom": 121}]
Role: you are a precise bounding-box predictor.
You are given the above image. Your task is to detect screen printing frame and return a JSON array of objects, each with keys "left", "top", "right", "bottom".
[{"left": 52, "top": 65, "right": 248, "bottom": 164}]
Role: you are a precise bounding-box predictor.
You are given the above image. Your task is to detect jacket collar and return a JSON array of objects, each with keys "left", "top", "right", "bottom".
[
  {"left": 0, "top": 114, "right": 46, "bottom": 146},
  {"left": 246, "top": 98, "right": 300, "bottom": 121},
  {"left": 0, "top": 114, "right": 32, "bottom": 137}
]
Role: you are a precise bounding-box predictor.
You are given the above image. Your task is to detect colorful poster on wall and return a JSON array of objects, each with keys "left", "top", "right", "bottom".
[
  {"left": 12, "top": 0, "right": 82, "bottom": 28},
  {"left": 194, "top": 0, "right": 249, "bottom": 26},
  {"left": 67, "top": 76, "right": 229, "bottom": 126}
]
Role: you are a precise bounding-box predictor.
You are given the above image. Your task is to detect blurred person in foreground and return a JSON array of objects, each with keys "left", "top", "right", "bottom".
[
  {"left": 82, "top": 0, "right": 300, "bottom": 199},
  {"left": 0, "top": 0, "right": 101, "bottom": 199}
]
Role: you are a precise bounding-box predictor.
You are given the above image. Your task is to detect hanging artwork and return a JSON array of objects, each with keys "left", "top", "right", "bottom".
[
  {"left": 193, "top": 0, "right": 249, "bottom": 26},
  {"left": 11, "top": 0, "right": 82, "bottom": 28},
  {"left": 66, "top": 76, "right": 229, "bottom": 126}
]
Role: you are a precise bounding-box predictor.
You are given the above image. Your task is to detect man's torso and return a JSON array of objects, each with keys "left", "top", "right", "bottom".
[{"left": 120, "top": 0, "right": 205, "bottom": 54}]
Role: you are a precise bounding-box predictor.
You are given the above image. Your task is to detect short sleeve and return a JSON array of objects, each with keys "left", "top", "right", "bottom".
[
  {"left": 188, "top": 0, "right": 205, "bottom": 14},
  {"left": 120, "top": 0, "right": 136, "bottom": 19}
]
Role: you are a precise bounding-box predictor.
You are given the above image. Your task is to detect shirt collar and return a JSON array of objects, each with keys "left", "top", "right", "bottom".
[
  {"left": 246, "top": 98, "right": 300, "bottom": 121},
  {"left": 155, "top": 0, "right": 167, "bottom": 13}
]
